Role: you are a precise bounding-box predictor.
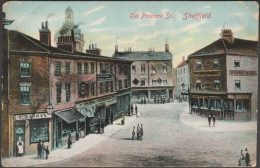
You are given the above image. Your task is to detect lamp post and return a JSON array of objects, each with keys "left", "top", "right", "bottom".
[
  {"left": 187, "top": 86, "right": 191, "bottom": 114},
  {"left": 46, "top": 102, "right": 54, "bottom": 115}
]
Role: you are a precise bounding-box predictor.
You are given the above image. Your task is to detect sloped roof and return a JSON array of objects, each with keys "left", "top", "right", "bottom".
[
  {"left": 176, "top": 60, "right": 188, "bottom": 69},
  {"left": 112, "top": 51, "right": 172, "bottom": 61},
  {"left": 189, "top": 38, "right": 258, "bottom": 57}
]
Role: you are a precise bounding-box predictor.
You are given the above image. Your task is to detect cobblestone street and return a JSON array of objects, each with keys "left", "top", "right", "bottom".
[{"left": 40, "top": 103, "right": 256, "bottom": 167}]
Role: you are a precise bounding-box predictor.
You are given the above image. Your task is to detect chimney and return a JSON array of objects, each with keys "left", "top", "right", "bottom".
[
  {"left": 220, "top": 29, "right": 234, "bottom": 43},
  {"left": 92, "top": 44, "right": 94, "bottom": 49},
  {"left": 183, "top": 56, "right": 185, "bottom": 61},
  {"left": 39, "top": 21, "right": 51, "bottom": 46},
  {"left": 165, "top": 43, "right": 169, "bottom": 52},
  {"left": 89, "top": 44, "right": 91, "bottom": 49},
  {"left": 115, "top": 44, "right": 118, "bottom": 53}
]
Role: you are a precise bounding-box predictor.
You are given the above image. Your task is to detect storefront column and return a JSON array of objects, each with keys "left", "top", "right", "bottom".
[
  {"left": 221, "top": 98, "right": 224, "bottom": 120},
  {"left": 148, "top": 89, "right": 151, "bottom": 100}
]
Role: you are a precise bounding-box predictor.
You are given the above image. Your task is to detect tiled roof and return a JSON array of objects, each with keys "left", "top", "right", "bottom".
[
  {"left": 189, "top": 38, "right": 258, "bottom": 57},
  {"left": 112, "top": 51, "right": 173, "bottom": 61}
]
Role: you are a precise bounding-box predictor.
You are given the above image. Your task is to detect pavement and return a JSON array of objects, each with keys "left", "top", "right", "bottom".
[
  {"left": 179, "top": 102, "right": 257, "bottom": 132},
  {"left": 1, "top": 112, "right": 142, "bottom": 167}
]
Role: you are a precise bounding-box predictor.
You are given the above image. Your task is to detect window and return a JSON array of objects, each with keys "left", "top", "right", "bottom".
[
  {"left": 152, "top": 66, "right": 156, "bottom": 74},
  {"left": 163, "top": 78, "right": 167, "bottom": 85},
  {"left": 141, "top": 79, "right": 145, "bottom": 86},
  {"left": 141, "top": 64, "right": 146, "bottom": 73},
  {"left": 85, "top": 83, "right": 89, "bottom": 97},
  {"left": 110, "top": 64, "right": 114, "bottom": 74},
  {"left": 118, "top": 64, "right": 122, "bottom": 74},
  {"left": 100, "top": 63, "right": 103, "bottom": 74},
  {"left": 30, "top": 119, "right": 49, "bottom": 143},
  {"left": 56, "top": 83, "right": 62, "bottom": 103},
  {"left": 79, "top": 82, "right": 86, "bottom": 98},
  {"left": 196, "top": 61, "right": 202, "bottom": 69},
  {"left": 110, "top": 81, "right": 114, "bottom": 92},
  {"left": 20, "top": 86, "right": 30, "bottom": 105},
  {"left": 105, "top": 82, "right": 109, "bottom": 93},
  {"left": 234, "top": 60, "right": 240, "bottom": 67},
  {"left": 196, "top": 81, "right": 201, "bottom": 90},
  {"left": 100, "top": 82, "right": 104, "bottom": 94},
  {"left": 213, "top": 60, "right": 219, "bottom": 68},
  {"left": 84, "top": 63, "right": 88, "bottom": 74},
  {"left": 91, "top": 63, "right": 95, "bottom": 74},
  {"left": 20, "top": 63, "right": 31, "bottom": 77},
  {"left": 215, "top": 80, "right": 220, "bottom": 90},
  {"left": 91, "top": 83, "right": 95, "bottom": 96},
  {"left": 132, "top": 65, "right": 136, "bottom": 74},
  {"left": 157, "top": 78, "right": 162, "bottom": 85},
  {"left": 235, "top": 80, "right": 241, "bottom": 90},
  {"left": 65, "top": 83, "right": 70, "bottom": 102},
  {"left": 105, "top": 64, "right": 108, "bottom": 73},
  {"left": 65, "top": 62, "right": 70, "bottom": 74},
  {"left": 55, "top": 62, "right": 61, "bottom": 76},
  {"left": 124, "top": 79, "right": 128, "bottom": 88},
  {"left": 78, "top": 63, "right": 82, "bottom": 74},
  {"left": 152, "top": 79, "right": 157, "bottom": 85},
  {"left": 119, "top": 80, "right": 122, "bottom": 89},
  {"left": 163, "top": 65, "right": 167, "bottom": 73},
  {"left": 124, "top": 66, "right": 128, "bottom": 75}
]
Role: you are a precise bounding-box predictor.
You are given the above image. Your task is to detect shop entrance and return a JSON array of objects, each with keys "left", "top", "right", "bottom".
[
  {"left": 56, "top": 119, "right": 62, "bottom": 148},
  {"left": 105, "top": 107, "right": 110, "bottom": 126},
  {"left": 14, "top": 126, "right": 25, "bottom": 157}
]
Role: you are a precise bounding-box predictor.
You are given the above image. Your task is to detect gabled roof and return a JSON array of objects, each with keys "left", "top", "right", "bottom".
[
  {"left": 176, "top": 60, "right": 188, "bottom": 69},
  {"left": 189, "top": 38, "right": 258, "bottom": 57},
  {"left": 112, "top": 51, "right": 172, "bottom": 61}
]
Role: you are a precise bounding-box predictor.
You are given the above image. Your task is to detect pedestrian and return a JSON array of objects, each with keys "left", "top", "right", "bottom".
[
  {"left": 45, "top": 146, "right": 49, "bottom": 160},
  {"left": 135, "top": 105, "right": 138, "bottom": 117},
  {"left": 212, "top": 115, "right": 216, "bottom": 127},
  {"left": 76, "top": 131, "right": 79, "bottom": 141},
  {"left": 41, "top": 142, "right": 46, "bottom": 159},
  {"left": 136, "top": 124, "right": 140, "bottom": 139},
  {"left": 132, "top": 126, "right": 136, "bottom": 140},
  {"left": 131, "top": 104, "right": 133, "bottom": 115},
  {"left": 68, "top": 134, "right": 72, "bottom": 149},
  {"left": 37, "top": 139, "right": 42, "bottom": 159},
  {"left": 110, "top": 113, "right": 113, "bottom": 125},
  {"left": 208, "top": 114, "right": 211, "bottom": 127},
  {"left": 140, "top": 124, "right": 143, "bottom": 139},
  {"left": 239, "top": 149, "right": 246, "bottom": 166},
  {"left": 16, "top": 136, "right": 24, "bottom": 157},
  {"left": 245, "top": 148, "right": 250, "bottom": 167},
  {"left": 154, "top": 97, "right": 156, "bottom": 104}
]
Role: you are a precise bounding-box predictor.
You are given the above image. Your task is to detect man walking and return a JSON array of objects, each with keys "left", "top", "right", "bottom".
[
  {"left": 208, "top": 114, "right": 211, "bottom": 127},
  {"left": 131, "top": 104, "right": 133, "bottom": 115},
  {"left": 212, "top": 115, "right": 216, "bottom": 127},
  {"left": 135, "top": 105, "right": 138, "bottom": 117},
  {"left": 37, "top": 139, "right": 42, "bottom": 159},
  {"left": 245, "top": 148, "right": 250, "bottom": 166}
]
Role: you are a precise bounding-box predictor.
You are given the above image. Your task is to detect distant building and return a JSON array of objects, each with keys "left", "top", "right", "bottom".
[
  {"left": 175, "top": 57, "right": 190, "bottom": 102},
  {"left": 188, "top": 29, "right": 258, "bottom": 121},
  {"left": 113, "top": 43, "right": 174, "bottom": 104}
]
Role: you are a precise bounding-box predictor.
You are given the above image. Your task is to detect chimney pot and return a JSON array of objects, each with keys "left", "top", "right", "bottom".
[{"left": 45, "top": 21, "right": 48, "bottom": 29}]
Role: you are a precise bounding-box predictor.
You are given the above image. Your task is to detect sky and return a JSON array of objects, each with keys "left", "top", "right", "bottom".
[{"left": 3, "top": 1, "right": 259, "bottom": 67}]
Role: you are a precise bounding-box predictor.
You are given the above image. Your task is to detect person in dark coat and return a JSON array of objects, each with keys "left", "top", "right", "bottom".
[
  {"left": 37, "top": 140, "right": 42, "bottom": 159},
  {"left": 141, "top": 124, "right": 144, "bottom": 138},
  {"left": 76, "top": 132, "right": 79, "bottom": 141},
  {"left": 110, "top": 113, "right": 113, "bottom": 125},
  {"left": 212, "top": 115, "right": 216, "bottom": 127},
  {"left": 208, "top": 114, "right": 211, "bottom": 127},
  {"left": 68, "top": 134, "right": 72, "bottom": 149},
  {"left": 45, "top": 146, "right": 49, "bottom": 160},
  {"left": 135, "top": 105, "right": 138, "bottom": 117},
  {"left": 131, "top": 104, "right": 133, "bottom": 115},
  {"left": 245, "top": 148, "right": 250, "bottom": 166},
  {"left": 154, "top": 97, "right": 156, "bottom": 104}
]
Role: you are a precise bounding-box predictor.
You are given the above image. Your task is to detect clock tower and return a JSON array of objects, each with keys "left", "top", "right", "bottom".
[{"left": 65, "top": 6, "right": 74, "bottom": 23}]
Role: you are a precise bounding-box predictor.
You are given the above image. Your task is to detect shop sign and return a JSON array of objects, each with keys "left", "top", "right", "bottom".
[
  {"left": 229, "top": 70, "right": 257, "bottom": 76},
  {"left": 78, "top": 94, "right": 117, "bottom": 106},
  {"left": 97, "top": 74, "right": 112, "bottom": 81},
  {"left": 15, "top": 113, "right": 51, "bottom": 120}
]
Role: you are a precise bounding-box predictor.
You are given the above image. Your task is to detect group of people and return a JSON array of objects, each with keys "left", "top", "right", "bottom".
[
  {"left": 132, "top": 124, "right": 143, "bottom": 140},
  {"left": 131, "top": 104, "right": 138, "bottom": 117},
  {"left": 239, "top": 148, "right": 251, "bottom": 167},
  {"left": 37, "top": 140, "right": 49, "bottom": 160},
  {"left": 208, "top": 114, "right": 216, "bottom": 127}
]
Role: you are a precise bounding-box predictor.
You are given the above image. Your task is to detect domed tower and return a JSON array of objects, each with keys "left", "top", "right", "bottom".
[{"left": 55, "top": 6, "right": 85, "bottom": 53}]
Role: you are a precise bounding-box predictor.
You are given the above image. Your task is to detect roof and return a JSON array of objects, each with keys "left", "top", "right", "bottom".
[
  {"left": 189, "top": 38, "right": 258, "bottom": 57},
  {"left": 55, "top": 108, "right": 85, "bottom": 124},
  {"left": 176, "top": 60, "right": 188, "bottom": 69},
  {"left": 66, "top": 6, "right": 73, "bottom": 12},
  {"left": 8, "top": 30, "right": 132, "bottom": 62},
  {"left": 112, "top": 51, "right": 173, "bottom": 61}
]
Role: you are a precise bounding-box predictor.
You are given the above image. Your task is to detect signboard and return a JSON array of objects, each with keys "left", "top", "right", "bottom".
[
  {"left": 15, "top": 113, "right": 52, "bottom": 120},
  {"left": 105, "top": 98, "right": 117, "bottom": 106},
  {"left": 97, "top": 74, "right": 112, "bottom": 81},
  {"left": 229, "top": 70, "right": 257, "bottom": 76}
]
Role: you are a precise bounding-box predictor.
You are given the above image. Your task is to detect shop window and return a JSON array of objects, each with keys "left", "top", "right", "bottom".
[
  {"left": 91, "top": 63, "right": 95, "bottom": 74},
  {"left": 86, "top": 83, "right": 89, "bottom": 97},
  {"left": 105, "top": 82, "right": 109, "bottom": 93},
  {"left": 234, "top": 60, "right": 240, "bottom": 67},
  {"left": 78, "top": 121, "right": 85, "bottom": 131},
  {"left": 229, "top": 99, "right": 234, "bottom": 110},
  {"left": 65, "top": 62, "right": 70, "bottom": 75},
  {"left": 119, "top": 80, "right": 122, "bottom": 89},
  {"left": 236, "top": 99, "right": 243, "bottom": 112},
  {"left": 151, "top": 66, "right": 156, "bottom": 74},
  {"left": 110, "top": 81, "right": 114, "bottom": 92},
  {"left": 132, "top": 65, "right": 136, "bottom": 74},
  {"left": 141, "top": 64, "right": 146, "bottom": 73},
  {"left": 163, "top": 65, "right": 167, "bottom": 73},
  {"left": 20, "top": 86, "right": 30, "bottom": 105},
  {"left": 210, "top": 99, "right": 221, "bottom": 111},
  {"left": 84, "top": 63, "right": 89, "bottom": 74},
  {"left": 196, "top": 61, "right": 202, "bottom": 69},
  {"left": 236, "top": 99, "right": 249, "bottom": 112},
  {"left": 78, "top": 63, "right": 82, "bottom": 74},
  {"left": 62, "top": 122, "right": 76, "bottom": 138},
  {"left": 124, "top": 79, "right": 128, "bottom": 88},
  {"left": 235, "top": 80, "right": 241, "bottom": 90},
  {"left": 215, "top": 80, "right": 220, "bottom": 90},
  {"left": 56, "top": 83, "right": 62, "bottom": 103},
  {"left": 30, "top": 119, "right": 49, "bottom": 143},
  {"left": 191, "top": 98, "right": 198, "bottom": 108},
  {"left": 100, "top": 82, "right": 104, "bottom": 94},
  {"left": 20, "top": 63, "right": 31, "bottom": 77},
  {"left": 213, "top": 60, "right": 219, "bottom": 68},
  {"left": 141, "top": 79, "right": 145, "bottom": 86},
  {"left": 243, "top": 99, "right": 249, "bottom": 112},
  {"left": 196, "top": 81, "right": 201, "bottom": 90},
  {"left": 65, "top": 83, "right": 70, "bottom": 102},
  {"left": 91, "top": 83, "right": 95, "bottom": 96},
  {"left": 55, "top": 62, "right": 61, "bottom": 76}
]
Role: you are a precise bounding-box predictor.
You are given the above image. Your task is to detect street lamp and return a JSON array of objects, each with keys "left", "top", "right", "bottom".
[
  {"left": 46, "top": 102, "right": 54, "bottom": 115},
  {"left": 187, "top": 86, "right": 191, "bottom": 114}
]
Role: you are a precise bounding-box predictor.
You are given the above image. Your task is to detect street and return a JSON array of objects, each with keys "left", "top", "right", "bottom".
[{"left": 40, "top": 103, "right": 256, "bottom": 167}]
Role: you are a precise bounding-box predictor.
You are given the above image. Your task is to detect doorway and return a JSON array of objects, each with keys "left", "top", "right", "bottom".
[
  {"left": 14, "top": 126, "right": 25, "bottom": 157},
  {"left": 56, "top": 119, "right": 62, "bottom": 148}
]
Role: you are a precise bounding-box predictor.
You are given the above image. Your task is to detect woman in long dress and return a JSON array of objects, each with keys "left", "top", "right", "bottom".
[
  {"left": 132, "top": 126, "right": 135, "bottom": 140},
  {"left": 41, "top": 142, "right": 46, "bottom": 159},
  {"left": 17, "top": 136, "right": 24, "bottom": 157}
]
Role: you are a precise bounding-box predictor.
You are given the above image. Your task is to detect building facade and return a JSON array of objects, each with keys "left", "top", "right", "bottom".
[
  {"left": 188, "top": 29, "right": 258, "bottom": 121},
  {"left": 175, "top": 57, "right": 190, "bottom": 102},
  {"left": 2, "top": 15, "right": 132, "bottom": 157},
  {"left": 113, "top": 44, "right": 174, "bottom": 104}
]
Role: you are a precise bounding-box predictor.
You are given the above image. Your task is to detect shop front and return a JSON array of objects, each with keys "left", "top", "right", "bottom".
[
  {"left": 13, "top": 113, "right": 52, "bottom": 156},
  {"left": 117, "top": 89, "right": 131, "bottom": 117},
  {"left": 53, "top": 108, "right": 85, "bottom": 149}
]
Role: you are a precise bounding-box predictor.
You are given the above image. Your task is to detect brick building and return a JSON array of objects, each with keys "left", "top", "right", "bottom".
[
  {"left": 112, "top": 43, "right": 174, "bottom": 104},
  {"left": 188, "top": 29, "right": 258, "bottom": 121},
  {"left": 2, "top": 17, "right": 131, "bottom": 157}
]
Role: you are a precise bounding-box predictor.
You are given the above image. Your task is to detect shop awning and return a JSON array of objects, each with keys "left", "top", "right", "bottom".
[
  {"left": 55, "top": 108, "right": 85, "bottom": 124},
  {"left": 77, "top": 106, "right": 95, "bottom": 118}
]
